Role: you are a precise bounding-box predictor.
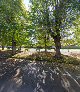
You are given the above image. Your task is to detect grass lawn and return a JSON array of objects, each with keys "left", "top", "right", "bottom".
[{"left": 13, "top": 50, "right": 80, "bottom": 65}]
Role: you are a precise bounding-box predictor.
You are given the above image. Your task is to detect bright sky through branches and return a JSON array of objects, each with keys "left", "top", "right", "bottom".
[{"left": 23, "top": 0, "right": 29, "bottom": 9}]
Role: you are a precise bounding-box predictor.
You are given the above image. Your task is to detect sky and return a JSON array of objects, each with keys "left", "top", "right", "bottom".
[{"left": 23, "top": 0, "right": 29, "bottom": 9}]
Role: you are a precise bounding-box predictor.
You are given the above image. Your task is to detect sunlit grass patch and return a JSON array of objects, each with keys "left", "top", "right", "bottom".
[
  {"left": 13, "top": 51, "right": 35, "bottom": 59},
  {"left": 13, "top": 51, "right": 80, "bottom": 65},
  {"left": 61, "top": 55, "right": 80, "bottom": 65}
]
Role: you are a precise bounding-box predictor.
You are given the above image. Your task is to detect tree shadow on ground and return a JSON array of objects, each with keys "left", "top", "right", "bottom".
[
  {"left": 0, "top": 58, "right": 70, "bottom": 92},
  {"left": 0, "top": 51, "right": 80, "bottom": 92}
]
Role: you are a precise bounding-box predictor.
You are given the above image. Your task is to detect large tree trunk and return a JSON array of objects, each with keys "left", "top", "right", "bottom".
[
  {"left": 12, "top": 39, "right": 16, "bottom": 55},
  {"left": 48, "top": 28, "right": 62, "bottom": 58},
  {"left": 54, "top": 35, "right": 61, "bottom": 58},
  {"left": 2, "top": 45, "right": 4, "bottom": 50},
  {"left": 45, "top": 6, "right": 62, "bottom": 58}
]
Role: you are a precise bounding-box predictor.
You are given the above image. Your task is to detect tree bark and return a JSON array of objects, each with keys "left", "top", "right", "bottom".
[
  {"left": 2, "top": 45, "right": 4, "bottom": 50},
  {"left": 45, "top": 6, "right": 61, "bottom": 58},
  {"left": 12, "top": 39, "right": 16, "bottom": 55},
  {"left": 54, "top": 35, "right": 61, "bottom": 58}
]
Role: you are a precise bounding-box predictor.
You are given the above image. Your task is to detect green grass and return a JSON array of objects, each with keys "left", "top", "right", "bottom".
[{"left": 13, "top": 51, "right": 80, "bottom": 65}]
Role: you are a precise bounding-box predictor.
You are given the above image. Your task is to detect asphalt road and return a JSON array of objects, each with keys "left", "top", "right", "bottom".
[{"left": 0, "top": 60, "right": 80, "bottom": 92}]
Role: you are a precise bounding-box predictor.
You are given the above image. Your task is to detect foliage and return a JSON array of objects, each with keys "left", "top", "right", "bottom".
[
  {"left": 29, "top": 0, "right": 80, "bottom": 57},
  {"left": 0, "top": 0, "right": 80, "bottom": 55},
  {"left": 0, "top": 0, "right": 31, "bottom": 47},
  {"left": 72, "top": 15, "right": 80, "bottom": 46}
]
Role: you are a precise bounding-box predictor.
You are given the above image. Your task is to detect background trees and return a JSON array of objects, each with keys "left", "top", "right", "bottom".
[
  {"left": 0, "top": 0, "right": 80, "bottom": 57},
  {"left": 0, "top": 0, "right": 30, "bottom": 54},
  {"left": 71, "top": 15, "right": 80, "bottom": 46},
  {"left": 30, "top": 0, "right": 80, "bottom": 58}
]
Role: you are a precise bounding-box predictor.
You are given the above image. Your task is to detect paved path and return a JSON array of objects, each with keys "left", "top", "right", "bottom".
[{"left": 0, "top": 60, "right": 80, "bottom": 92}]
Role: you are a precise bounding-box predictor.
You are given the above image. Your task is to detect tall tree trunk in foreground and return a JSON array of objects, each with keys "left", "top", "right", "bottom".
[
  {"left": 53, "top": 35, "right": 61, "bottom": 58},
  {"left": 46, "top": 7, "right": 62, "bottom": 58},
  {"left": 48, "top": 28, "right": 61, "bottom": 58}
]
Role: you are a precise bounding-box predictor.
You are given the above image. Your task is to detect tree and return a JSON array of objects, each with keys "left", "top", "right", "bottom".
[
  {"left": 30, "top": 0, "right": 80, "bottom": 58},
  {"left": 71, "top": 15, "right": 80, "bottom": 46},
  {"left": 0, "top": 0, "right": 30, "bottom": 54},
  {"left": 34, "top": 29, "right": 54, "bottom": 52}
]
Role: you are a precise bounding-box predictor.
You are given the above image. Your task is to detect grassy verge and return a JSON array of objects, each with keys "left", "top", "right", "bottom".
[{"left": 13, "top": 51, "right": 80, "bottom": 65}]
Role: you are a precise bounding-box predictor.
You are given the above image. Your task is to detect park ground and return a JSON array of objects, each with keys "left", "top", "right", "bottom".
[{"left": 0, "top": 49, "right": 80, "bottom": 92}]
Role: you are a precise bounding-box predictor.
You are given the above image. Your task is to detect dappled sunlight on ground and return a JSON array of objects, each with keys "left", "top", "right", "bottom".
[
  {"left": 13, "top": 50, "right": 36, "bottom": 59},
  {"left": 0, "top": 58, "right": 80, "bottom": 92},
  {"left": 0, "top": 50, "right": 80, "bottom": 92},
  {"left": 70, "top": 53, "right": 80, "bottom": 59}
]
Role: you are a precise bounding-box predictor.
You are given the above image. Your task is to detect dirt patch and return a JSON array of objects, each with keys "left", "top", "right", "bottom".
[{"left": 70, "top": 53, "right": 80, "bottom": 59}]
